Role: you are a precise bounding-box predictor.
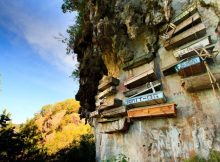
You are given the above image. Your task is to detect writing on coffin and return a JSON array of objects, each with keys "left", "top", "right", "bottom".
[
  {"left": 90, "top": 110, "right": 99, "bottom": 118},
  {"left": 182, "top": 72, "right": 220, "bottom": 92},
  {"left": 164, "top": 23, "right": 206, "bottom": 50},
  {"left": 97, "top": 98, "right": 122, "bottom": 110},
  {"left": 98, "top": 76, "right": 119, "bottom": 92},
  {"left": 101, "top": 106, "right": 127, "bottom": 118},
  {"left": 99, "top": 118, "right": 129, "bottom": 133},
  {"left": 173, "top": 36, "right": 212, "bottom": 59},
  {"left": 127, "top": 103, "right": 177, "bottom": 118},
  {"left": 160, "top": 3, "right": 197, "bottom": 33},
  {"left": 97, "top": 86, "right": 116, "bottom": 99},
  {"left": 124, "top": 68, "right": 157, "bottom": 89},
  {"left": 124, "top": 80, "right": 161, "bottom": 97},
  {"left": 175, "top": 56, "right": 206, "bottom": 77},
  {"left": 123, "top": 54, "right": 154, "bottom": 70},
  {"left": 125, "top": 91, "right": 166, "bottom": 108}
]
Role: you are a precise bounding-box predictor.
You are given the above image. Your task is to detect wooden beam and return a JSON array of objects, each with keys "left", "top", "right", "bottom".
[
  {"left": 101, "top": 106, "right": 127, "bottom": 118},
  {"left": 124, "top": 69, "right": 157, "bottom": 89},
  {"left": 99, "top": 118, "right": 129, "bottom": 133},
  {"left": 122, "top": 54, "right": 154, "bottom": 70},
  {"left": 182, "top": 72, "right": 220, "bottom": 92},
  {"left": 164, "top": 23, "right": 206, "bottom": 50},
  {"left": 175, "top": 56, "right": 206, "bottom": 77},
  {"left": 127, "top": 103, "right": 177, "bottom": 118},
  {"left": 97, "top": 86, "right": 116, "bottom": 99},
  {"left": 160, "top": 3, "right": 197, "bottom": 33},
  {"left": 90, "top": 110, "right": 99, "bottom": 118},
  {"left": 125, "top": 91, "right": 166, "bottom": 108},
  {"left": 167, "top": 12, "right": 201, "bottom": 38},
  {"left": 124, "top": 80, "right": 161, "bottom": 97},
  {"left": 173, "top": 36, "right": 212, "bottom": 59},
  {"left": 97, "top": 98, "right": 123, "bottom": 110},
  {"left": 98, "top": 77, "right": 119, "bottom": 91}
]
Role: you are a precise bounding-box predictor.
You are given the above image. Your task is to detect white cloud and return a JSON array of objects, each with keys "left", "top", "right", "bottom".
[{"left": 0, "top": 0, "right": 77, "bottom": 74}]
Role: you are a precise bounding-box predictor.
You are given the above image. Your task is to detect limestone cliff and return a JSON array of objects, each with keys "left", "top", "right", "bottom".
[{"left": 71, "top": 0, "right": 220, "bottom": 161}]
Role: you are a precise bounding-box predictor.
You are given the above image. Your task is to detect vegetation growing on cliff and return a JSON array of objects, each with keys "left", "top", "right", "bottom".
[{"left": 0, "top": 99, "right": 95, "bottom": 162}]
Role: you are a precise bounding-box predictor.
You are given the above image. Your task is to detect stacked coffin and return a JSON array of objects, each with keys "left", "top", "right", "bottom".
[
  {"left": 90, "top": 76, "right": 129, "bottom": 133},
  {"left": 160, "top": 3, "right": 218, "bottom": 91},
  {"left": 123, "top": 58, "right": 177, "bottom": 118}
]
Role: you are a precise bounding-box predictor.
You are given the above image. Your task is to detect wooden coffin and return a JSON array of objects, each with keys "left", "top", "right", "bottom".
[
  {"left": 101, "top": 106, "right": 127, "bottom": 118},
  {"left": 97, "top": 98, "right": 123, "bottom": 110},
  {"left": 98, "top": 77, "right": 119, "bottom": 91},
  {"left": 162, "top": 61, "right": 179, "bottom": 76},
  {"left": 182, "top": 72, "right": 220, "bottom": 92},
  {"left": 124, "top": 80, "right": 161, "bottom": 97},
  {"left": 127, "top": 103, "right": 177, "bottom": 118},
  {"left": 125, "top": 91, "right": 166, "bottom": 108},
  {"left": 90, "top": 110, "right": 99, "bottom": 118},
  {"left": 173, "top": 36, "right": 212, "bottom": 59},
  {"left": 99, "top": 118, "right": 129, "bottom": 133},
  {"left": 166, "top": 12, "right": 201, "bottom": 38},
  {"left": 164, "top": 23, "right": 206, "bottom": 50},
  {"left": 122, "top": 54, "right": 154, "bottom": 70},
  {"left": 124, "top": 69, "right": 157, "bottom": 89},
  {"left": 160, "top": 3, "right": 197, "bottom": 33},
  {"left": 97, "top": 86, "right": 116, "bottom": 99},
  {"left": 175, "top": 56, "right": 206, "bottom": 77}
]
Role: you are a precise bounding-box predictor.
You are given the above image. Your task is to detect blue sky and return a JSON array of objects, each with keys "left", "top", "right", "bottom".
[{"left": 0, "top": 1, "right": 78, "bottom": 123}]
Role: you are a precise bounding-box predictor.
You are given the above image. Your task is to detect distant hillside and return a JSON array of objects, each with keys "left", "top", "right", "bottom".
[{"left": 32, "top": 99, "right": 93, "bottom": 155}]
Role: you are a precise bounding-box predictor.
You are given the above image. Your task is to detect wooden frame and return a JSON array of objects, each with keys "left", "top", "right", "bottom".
[
  {"left": 125, "top": 91, "right": 166, "bottom": 108},
  {"left": 124, "top": 80, "right": 161, "bottom": 97},
  {"left": 164, "top": 23, "right": 206, "bottom": 50},
  {"left": 127, "top": 103, "right": 177, "bottom": 118}
]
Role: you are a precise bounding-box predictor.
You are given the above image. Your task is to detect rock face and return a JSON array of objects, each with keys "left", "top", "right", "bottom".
[{"left": 74, "top": 0, "right": 220, "bottom": 161}]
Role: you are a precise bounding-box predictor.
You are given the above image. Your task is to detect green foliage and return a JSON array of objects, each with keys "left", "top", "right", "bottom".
[
  {"left": 184, "top": 150, "right": 220, "bottom": 162},
  {"left": 102, "top": 154, "right": 129, "bottom": 162}
]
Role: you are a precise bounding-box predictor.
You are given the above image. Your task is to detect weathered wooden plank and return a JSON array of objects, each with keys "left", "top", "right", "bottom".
[
  {"left": 97, "top": 86, "right": 116, "bottom": 99},
  {"left": 98, "top": 77, "right": 120, "bottom": 91},
  {"left": 101, "top": 106, "right": 127, "bottom": 118},
  {"left": 125, "top": 91, "right": 166, "bottom": 108},
  {"left": 167, "top": 12, "right": 201, "bottom": 38},
  {"left": 124, "top": 80, "right": 161, "bottom": 97},
  {"left": 160, "top": 3, "right": 197, "bottom": 33},
  {"left": 97, "top": 98, "right": 123, "bottom": 110},
  {"left": 90, "top": 110, "right": 99, "bottom": 118},
  {"left": 99, "top": 118, "right": 129, "bottom": 133},
  {"left": 127, "top": 103, "right": 177, "bottom": 118},
  {"left": 173, "top": 36, "right": 212, "bottom": 59},
  {"left": 175, "top": 56, "right": 206, "bottom": 77},
  {"left": 124, "top": 69, "right": 157, "bottom": 89},
  {"left": 122, "top": 54, "right": 154, "bottom": 70},
  {"left": 182, "top": 72, "right": 220, "bottom": 92},
  {"left": 164, "top": 23, "right": 206, "bottom": 50}
]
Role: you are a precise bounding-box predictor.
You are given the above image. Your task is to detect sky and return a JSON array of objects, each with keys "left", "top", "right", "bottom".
[{"left": 0, "top": 0, "right": 78, "bottom": 123}]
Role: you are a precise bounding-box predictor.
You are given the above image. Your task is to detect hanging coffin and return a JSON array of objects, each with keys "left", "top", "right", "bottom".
[
  {"left": 127, "top": 103, "right": 177, "bottom": 118},
  {"left": 124, "top": 68, "right": 157, "bottom": 89},
  {"left": 125, "top": 91, "right": 166, "bottom": 108},
  {"left": 101, "top": 106, "right": 127, "bottom": 118},
  {"left": 164, "top": 23, "right": 206, "bottom": 50},
  {"left": 97, "top": 86, "right": 117, "bottom": 99},
  {"left": 173, "top": 36, "right": 213, "bottom": 60},
  {"left": 122, "top": 54, "right": 154, "bottom": 70},
  {"left": 99, "top": 118, "right": 129, "bottom": 133},
  {"left": 175, "top": 56, "right": 206, "bottom": 77},
  {"left": 97, "top": 98, "right": 123, "bottom": 110},
  {"left": 90, "top": 110, "right": 99, "bottom": 118},
  {"left": 124, "top": 80, "right": 161, "bottom": 97},
  {"left": 98, "top": 77, "right": 119, "bottom": 92}
]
